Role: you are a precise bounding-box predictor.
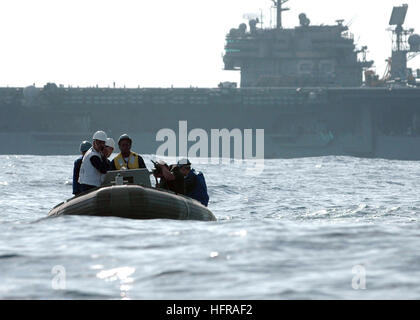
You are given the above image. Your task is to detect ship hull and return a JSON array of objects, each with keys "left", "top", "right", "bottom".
[{"left": 2, "top": 86, "right": 420, "bottom": 160}]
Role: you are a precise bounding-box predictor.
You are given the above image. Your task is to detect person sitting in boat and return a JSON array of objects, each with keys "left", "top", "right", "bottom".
[
  {"left": 152, "top": 160, "right": 185, "bottom": 195},
  {"left": 110, "top": 134, "right": 146, "bottom": 170},
  {"left": 177, "top": 159, "right": 209, "bottom": 207},
  {"left": 72, "top": 140, "right": 92, "bottom": 196},
  {"left": 78, "top": 131, "right": 110, "bottom": 193},
  {"left": 103, "top": 137, "right": 115, "bottom": 168}
]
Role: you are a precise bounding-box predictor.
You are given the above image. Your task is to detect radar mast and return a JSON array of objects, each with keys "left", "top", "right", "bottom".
[
  {"left": 387, "top": 4, "right": 420, "bottom": 82},
  {"left": 272, "top": 0, "right": 290, "bottom": 29}
]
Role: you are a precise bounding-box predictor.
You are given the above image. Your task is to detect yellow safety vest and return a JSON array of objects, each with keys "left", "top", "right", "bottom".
[{"left": 113, "top": 152, "right": 140, "bottom": 170}]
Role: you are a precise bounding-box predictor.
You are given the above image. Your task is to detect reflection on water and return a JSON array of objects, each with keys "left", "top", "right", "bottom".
[{"left": 96, "top": 267, "right": 135, "bottom": 299}]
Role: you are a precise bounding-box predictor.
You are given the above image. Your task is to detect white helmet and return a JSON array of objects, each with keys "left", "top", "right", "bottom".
[
  {"left": 177, "top": 158, "right": 191, "bottom": 167},
  {"left": 106, "top": 138, "right": 115, "bottom": 149},
  {"left": 92, "top": 130, "right": 107, "bottom": 142}
]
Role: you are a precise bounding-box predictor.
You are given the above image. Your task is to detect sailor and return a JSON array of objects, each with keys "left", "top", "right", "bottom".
[
  {"left": 111, "top": 134, "right": 146, "bottom": 170},
  {"left": 103, "top": 137, "right": 115, "bottom": 169},
  {"left": 177, "top": 159, "right": 209, "bottom": 207},
  {"left": 153, "top": 160, "right": 185, "bottom": 195},
  {"left": 72, "top": 140, "right": 92, "bottom": 196},
  {"left": 78, "top": 131, "right": 109, "bottom": 193}
]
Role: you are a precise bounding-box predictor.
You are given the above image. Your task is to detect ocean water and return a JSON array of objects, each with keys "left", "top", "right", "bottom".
[{"left": 1, "top": 155, "right": 420, "bottom": 299}]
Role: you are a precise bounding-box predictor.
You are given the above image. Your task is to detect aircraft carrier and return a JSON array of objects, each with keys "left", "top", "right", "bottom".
[{"left": 1, "top": 1, "right": 420, "bottom": 159}]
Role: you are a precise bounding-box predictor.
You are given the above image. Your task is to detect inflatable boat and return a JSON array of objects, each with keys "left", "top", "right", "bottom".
[{"left": 48, "top": 169, "right": 216, "bottom": 221}]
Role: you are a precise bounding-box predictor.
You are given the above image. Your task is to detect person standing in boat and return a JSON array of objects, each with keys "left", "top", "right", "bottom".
[
  {"left": 177, "top": 159, "right": 209, "bottom": 207},
  {"left": 78, "top": 131, "right": 109, "bottom": 193},
  {"left": 153, "top": 160, "right": 185, "bottom": 195},
  {"left": 110, "top": 134, "right": 146, "bottom": 170},
  {"left": 72, "top": 140, "right": 92, "bottom": 196}
]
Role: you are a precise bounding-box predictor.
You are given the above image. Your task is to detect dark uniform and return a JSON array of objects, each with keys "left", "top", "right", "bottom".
[
  {"left": 73, "top": 140, "right": 92, "bottom": 196},
  {"left": 72, "top": 156, "right": 83, "bottom": 195},
  {"left": 184, "top": 169, "right": 209, "bottom": 207},
  {"left": 158, "top": 165, "right": 185, "bottom": 195}
]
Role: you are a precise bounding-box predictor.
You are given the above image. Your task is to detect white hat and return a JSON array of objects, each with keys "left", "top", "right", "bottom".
[
  {"left": 92, "top": 130, "right": 107, "bottom": 142},
  {"left": 177, "top": 158, "right": 191, "bottom": 167},
  {"left": 106, "top": 138, "right": 115, "bottom": 149},
  {"left": 157, "top": 160, "right": 167, "bottom": 166}
]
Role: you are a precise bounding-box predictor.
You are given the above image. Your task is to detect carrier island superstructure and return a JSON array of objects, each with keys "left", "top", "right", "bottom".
[{"left": 1, "top": 1, "right": 420, "bottom": 159}]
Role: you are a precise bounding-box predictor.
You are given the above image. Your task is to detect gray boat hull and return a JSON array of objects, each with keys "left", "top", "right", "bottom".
[{"left": 48, "top": 185, "right": 217, "bottom": 222}]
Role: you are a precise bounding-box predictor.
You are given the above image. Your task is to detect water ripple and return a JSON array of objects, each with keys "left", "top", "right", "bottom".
[{"left": 1, "top": 155, "right": 420, "bottom": 299}]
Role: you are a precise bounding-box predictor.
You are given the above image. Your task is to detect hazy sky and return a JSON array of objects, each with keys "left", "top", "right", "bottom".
[{"left": 0, "top": 0, "right": 419, "bottom": 88}]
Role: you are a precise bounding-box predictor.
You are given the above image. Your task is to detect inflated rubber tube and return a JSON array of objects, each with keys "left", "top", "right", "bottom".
[{"left": 48, "top": 185, "right": 216, "bottom": 221}]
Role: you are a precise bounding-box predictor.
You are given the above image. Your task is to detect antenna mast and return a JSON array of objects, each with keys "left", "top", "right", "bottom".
[
  {"left": 388, "top": 4, "right": 410, "bottom": 80},
  {"left": 273, "top": 0, "right": 290, "bottom": 29}
]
